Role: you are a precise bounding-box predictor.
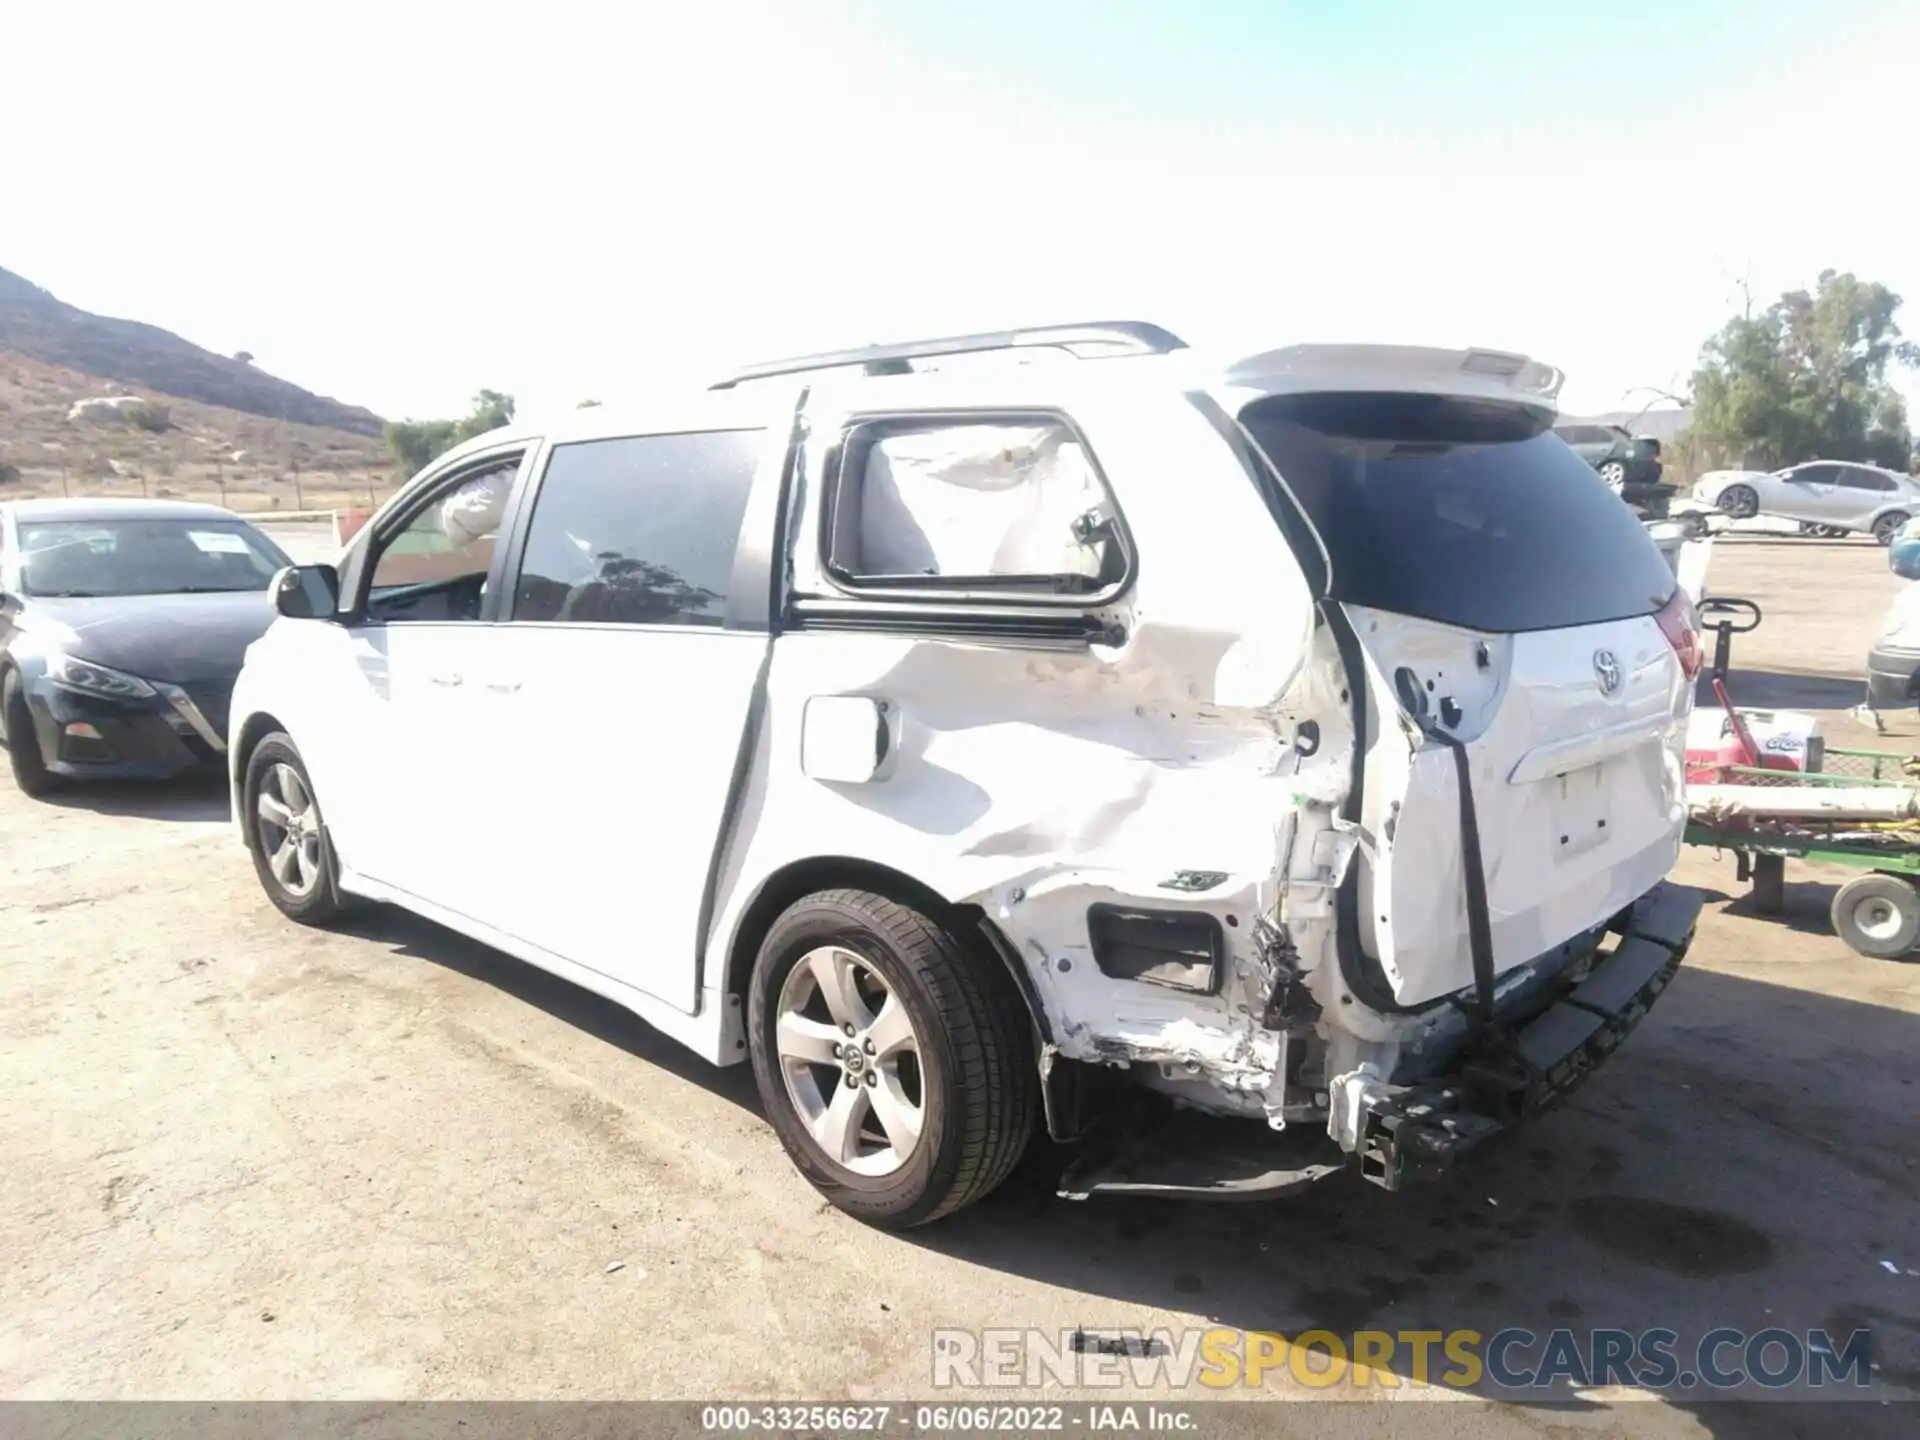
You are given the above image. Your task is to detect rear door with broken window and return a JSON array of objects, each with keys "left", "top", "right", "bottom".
[
  {"left": 721, "top": 379, "right": 1318, "bottom": 1057},
  {"left": 822, "top": 417, "right": 1126, "bottom": 597}
]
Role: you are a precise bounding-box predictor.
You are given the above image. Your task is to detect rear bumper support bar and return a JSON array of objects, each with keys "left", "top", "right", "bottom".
[
  {"left": 1053, "top": 883, "right": 1701, "bottom": 1202},
  {"left": 1360, "top": 881, "right": 1701, "bottom": 1189}
]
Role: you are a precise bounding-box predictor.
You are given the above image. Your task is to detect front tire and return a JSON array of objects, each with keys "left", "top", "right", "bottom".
[
  {"left": 242, "top": 733, "right": 348, "bottom": 925},
  {"left": 2, "top": 669, "right": 61, "bottom": 798},
  {"left": 1719, "top": 483, "right": 1759, "bottom": 519},
  {"left": 747, "top": 888, "right": 1037, "bottom": 1227},
  {"left": 1598, "top": 460, "right": 1627, "bottom": 488},
  {"left": 1873, "top": 512, "right": 1909, "bottom": 546},
  {"left": 1831, "top": 873, "right": 1920, "bottom": 959}
]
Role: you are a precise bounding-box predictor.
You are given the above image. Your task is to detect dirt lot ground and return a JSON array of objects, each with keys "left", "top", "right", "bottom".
[{"left": 2, "top": 536, "right": 1917, "bottom": 1433}]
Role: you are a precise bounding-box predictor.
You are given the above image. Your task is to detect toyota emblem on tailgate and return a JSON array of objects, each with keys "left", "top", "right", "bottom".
[{"left": 1593, "top": 648, "right": 1622, "bottom": 695}]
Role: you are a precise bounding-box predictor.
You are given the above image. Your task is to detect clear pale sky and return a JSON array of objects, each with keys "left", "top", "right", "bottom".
[{"left": 9, "top": 0, "right": 1918, "bottom": 424}]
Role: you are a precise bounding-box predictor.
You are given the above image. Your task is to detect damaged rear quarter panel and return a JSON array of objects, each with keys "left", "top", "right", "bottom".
[{"left": 703, "top": 387, "right": 1341, "bottom": 1099}]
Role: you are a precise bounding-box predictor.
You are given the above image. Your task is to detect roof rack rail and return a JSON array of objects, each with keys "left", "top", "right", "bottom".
[{"left": 708, "top": 320, "right": 1188, "bottom": 390}]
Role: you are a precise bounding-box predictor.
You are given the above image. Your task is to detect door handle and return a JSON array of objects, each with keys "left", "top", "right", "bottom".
[
  {"left": 429, "top": 672, "right": 464, "bottom": 687},
  {"left": 485, "top": 679, "right": 522, "bottom": 694}
]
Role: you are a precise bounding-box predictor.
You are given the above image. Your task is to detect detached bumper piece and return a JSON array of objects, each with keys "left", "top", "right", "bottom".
[
  {"left": 1057, "top": 1110, "right": 1345, "bottom": 1202},
  {"left": 1360, "top": 881, "right": 1702, "bottom": 1191}
]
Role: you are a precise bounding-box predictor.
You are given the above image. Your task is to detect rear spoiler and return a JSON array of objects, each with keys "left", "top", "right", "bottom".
[{"left": 1219, "top": 343, "right": 1565, "bottom": 410}]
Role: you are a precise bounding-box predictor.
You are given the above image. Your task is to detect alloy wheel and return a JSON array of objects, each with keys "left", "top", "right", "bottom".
[
  {"left": 255, "top": 762, "right": 323, "bottom": 898},
  {"left": 775, "top": 945, "right": 925, "bottom": 1177}
]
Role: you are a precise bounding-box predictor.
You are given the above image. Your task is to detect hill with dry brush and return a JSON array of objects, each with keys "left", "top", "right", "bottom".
[{"left": 0, "top": 267, "right": 394, "bottom": 514}]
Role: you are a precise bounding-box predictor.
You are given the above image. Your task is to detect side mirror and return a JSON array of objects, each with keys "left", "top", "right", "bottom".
[
  {"left": 272, "top": 563, "right": 341, "bottom": 620},
  {"left": 1893, "top": 548, "right": 1920, "bottom": 582}
]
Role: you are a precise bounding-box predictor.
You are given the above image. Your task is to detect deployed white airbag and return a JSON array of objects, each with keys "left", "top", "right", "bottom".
[
  {"left": 439, "top": 467, "right": 513, "bottom": 543},
  {"left": 855, "top": 423, "right": 1108, "bottom": 580}
]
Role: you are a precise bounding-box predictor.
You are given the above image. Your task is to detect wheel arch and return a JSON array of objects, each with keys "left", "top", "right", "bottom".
[
  {"left": 231, "top": 709, "right": 288, "bottom": 789},
  {"left": 232, "top": 714, "right": 356, "bottom": 917},
  {"left": 716, "top": 854, "right": 1053, "bottom": 1048}
]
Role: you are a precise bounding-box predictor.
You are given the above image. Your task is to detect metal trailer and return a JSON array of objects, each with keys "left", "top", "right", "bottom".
[{"left": 1683, "top": 597, "right": 1920, "bottom": 958}]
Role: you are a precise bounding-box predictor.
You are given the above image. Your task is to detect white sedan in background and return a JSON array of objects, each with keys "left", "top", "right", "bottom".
[{"left": 1694, "top": 462, "right": 1920, "bottom": 543}]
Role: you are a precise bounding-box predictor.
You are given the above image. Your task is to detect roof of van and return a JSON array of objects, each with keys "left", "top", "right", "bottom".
[{"left": 424, "top": 337, "right": 1567, "bottom": 466}]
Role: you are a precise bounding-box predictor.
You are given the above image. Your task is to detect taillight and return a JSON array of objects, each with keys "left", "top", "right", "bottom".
[{"left": 1656, "top": 589, "right": 1701, "bottom": 678}]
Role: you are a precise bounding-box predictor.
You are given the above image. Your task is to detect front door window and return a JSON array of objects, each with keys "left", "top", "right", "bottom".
[{"left": 366, "top": 458, "right": 521, "bottom": 623}]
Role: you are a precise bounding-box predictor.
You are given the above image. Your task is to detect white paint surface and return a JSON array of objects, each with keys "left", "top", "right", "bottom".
[{"left": 232, "top": 341, "right": 1696, "bottom": 1159}]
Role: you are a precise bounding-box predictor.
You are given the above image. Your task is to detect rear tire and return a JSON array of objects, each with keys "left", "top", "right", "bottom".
[
  {"left": 1873, "top": 512, "right": 1908, "bottom": 546},
  {"left": 747, "top": 888, "right": 1037, "bottom": 1227},
  {"left": 1830, "top": 873, "right": 1920, "bottom": 959},
  {"left": 1598, "top": 460, "right": 1627, "bottom": 487},
  {"left": 242, "top": 732, "right": 348, "bottom": 926},
  {"left": 1719, "top": 484, "right": 1759, "bottom": 519},
  {"left": 2, "top": 669, "right": 61, "bottom": 799}
]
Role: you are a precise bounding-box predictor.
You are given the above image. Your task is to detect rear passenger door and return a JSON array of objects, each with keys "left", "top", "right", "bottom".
[
  {"left": 459, "top": 424, "right": 781, "bottom": 1013},
  {"left": 1834, "top": 466, "right": 1899, "bottom": 527}
]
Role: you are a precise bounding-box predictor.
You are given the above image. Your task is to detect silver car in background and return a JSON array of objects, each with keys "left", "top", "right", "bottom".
[{"left": 1694, "top": 461, "right": 1919, "bottom": 542}]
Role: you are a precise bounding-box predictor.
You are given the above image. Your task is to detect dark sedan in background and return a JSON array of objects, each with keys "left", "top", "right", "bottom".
[
  {"left": 0, "top": 499, "right": 292, "bottom": 796},
  {"left": 1552, "top": 421, "right": 1676, "bottom": 517}
]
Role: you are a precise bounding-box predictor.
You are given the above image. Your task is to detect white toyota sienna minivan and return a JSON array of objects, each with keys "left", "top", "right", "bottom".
[{"left": 230, "top": 322, "right": 1702, "bottom": 1226}]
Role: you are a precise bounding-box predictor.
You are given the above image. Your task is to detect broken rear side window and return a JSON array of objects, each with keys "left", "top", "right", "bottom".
[
  {"left": 824, "top": 416, "right": 1128, "bottom": 598},
  {"left": 1239, "top": 393, "right": 1676, "bottom": 633}
]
